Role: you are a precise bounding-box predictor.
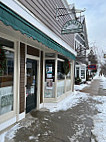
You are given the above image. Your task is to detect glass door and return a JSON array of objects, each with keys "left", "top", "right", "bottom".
[{"left": 26, "top": 58, "right": 37, "bottom": 113}]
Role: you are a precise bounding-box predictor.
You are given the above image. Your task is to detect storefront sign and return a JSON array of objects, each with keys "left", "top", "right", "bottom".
[
  {"left": 88, "top": 65, "right": 97, "bottom": 70},
  {"left": 61, "top": 20, "right": 83, "bottom": 34}
]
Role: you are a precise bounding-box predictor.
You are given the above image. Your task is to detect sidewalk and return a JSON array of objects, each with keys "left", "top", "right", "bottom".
[{"left": 1, "top": 77, "right": 106, "bottom": 142}]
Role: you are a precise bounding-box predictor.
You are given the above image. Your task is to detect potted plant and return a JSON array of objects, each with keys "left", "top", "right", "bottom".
[{"left": 75, "top": 77, "right": 82, "bottom": 85}]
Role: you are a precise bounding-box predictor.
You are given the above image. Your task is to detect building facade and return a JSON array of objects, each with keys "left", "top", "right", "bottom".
[
  {"left": 0, "top": 0, "right": 76, "bottom": 131},
  {"left": 74, "top": 16, "right": 89, "bottom": 83}
]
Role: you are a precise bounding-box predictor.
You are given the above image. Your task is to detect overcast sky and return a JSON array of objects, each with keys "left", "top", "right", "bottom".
[{"left": 67, "top": 0, "right": 106, "bottom": 53}]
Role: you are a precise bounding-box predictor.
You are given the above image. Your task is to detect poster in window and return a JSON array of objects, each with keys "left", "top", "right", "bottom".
[
  {"left": 46, "top": 79, "right": 53, "bottom": 89},
  {"left": 46, "top": 64, "right": 52, "bottom": 74},
  {"left": 47, "top": 74, "right": 52, "bottom": 78}
]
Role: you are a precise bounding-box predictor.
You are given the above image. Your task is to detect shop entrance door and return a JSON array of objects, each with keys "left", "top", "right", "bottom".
[{"left": 26, "top": 58, "right": 37, "bottom": 113}]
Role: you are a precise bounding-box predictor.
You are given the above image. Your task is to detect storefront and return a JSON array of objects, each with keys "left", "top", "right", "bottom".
[
  {"left": 0, "top": 1, "right": 76, "bottom": 131},
  {"left": 44, "top": 53, "right": 74, "bottom": 102},
  {"left": 75, "top": 64, "right": 86, "bottom": 82},
  {"left": 0, "top": 33, "right": 41, "bottom": 130}
]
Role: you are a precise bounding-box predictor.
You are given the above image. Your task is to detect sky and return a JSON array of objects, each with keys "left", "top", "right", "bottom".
[{"left": 67, "top": 0, "right": 106, "bottom": 54}]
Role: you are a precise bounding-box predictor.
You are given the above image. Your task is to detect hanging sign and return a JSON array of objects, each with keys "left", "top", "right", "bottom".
[{"left": 61, "top": 20, "right": 83, "bottom": 34}]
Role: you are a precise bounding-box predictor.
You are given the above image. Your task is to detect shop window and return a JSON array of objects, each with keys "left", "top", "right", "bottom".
[
  {"left": 44, "top": 60, "right": 55, "bottom": 98},
  {"left": 57, "top": 61, "right": 65, "bottom": 80},
  {"left": 81, "top": 70, "right": 85, "bottom": 79},
  {"left": 66, "top": 68, "right": 71, "bottom": 92},
  {"left": 0, "top": 39, "right": 14, "bottom": 115},
  {"left": 57, "top": 60, "right": 65, "bottom": 97}
]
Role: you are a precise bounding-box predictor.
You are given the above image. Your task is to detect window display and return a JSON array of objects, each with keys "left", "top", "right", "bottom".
[
  {"left": 0, "top": 40, "right": 14, "bottom": 115},
  {"left": 45, "top": 60, "right": 55, "bottom": 98}
]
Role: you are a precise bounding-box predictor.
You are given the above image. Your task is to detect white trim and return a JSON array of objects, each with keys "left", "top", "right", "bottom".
[
  {"left": 0, "top": 0, "right": 77, "bottom": 56},
  {"left": 0, "top": 33, "right": 18, "bottom": 130},
  {"left": 26, "top": 54, "right": 40, "bottom": 61},
  {"left": 55, "top": 53, "right": 58, "bottom": 98},
  {"left": 57, "top": 58, "right": 64, "bottom": 62},
  {"left": 16, "top": 41, "right": 20, "bottom": 122},
  {"left": 2, "top": 46, "right": 15, "bottom": 52},
  {"left": 39, "top": 103, "right": 44, "bottom": 109},
  {"left": 42, "top": 51, "right": 45, "bottom": 103},
  {"left": 0, "top": 117, "right": 16, "bottom": 131},
  {"left": 18, "top": 112, "right": 25, "bottom": 121}
]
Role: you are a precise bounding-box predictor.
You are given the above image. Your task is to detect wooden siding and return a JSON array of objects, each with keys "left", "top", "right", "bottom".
[
  {"left": 18, "top": 0, "right": 74, "bottom": 49},
  {"left": 20, "top": 42, "right": 25, "bottom": 113}
]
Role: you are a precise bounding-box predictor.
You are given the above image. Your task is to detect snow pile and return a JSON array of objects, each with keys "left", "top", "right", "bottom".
[
  {"left": 5, "top": 124, "right": 22, "bottom": 140},
  {"left": 74, "top": 84, "right": 88, "bottom": 91},
  {"left": 44, "top": 91, "right": 89, "bottom": 112},
  {"left": 100, "top": 75, "right": 106, "bottom": 89},
  {"left": 91, "top": 76, "right": 106, "bottom": 142},
  {"left": 0, "top": 124, "right": 22, "bottom": 142},
  {"left": 93, "top": 70, "right": 99, "bottom": 79},
  {"left": 0, "top": 132, "right": 7, "bottom": 142},
  {"left": 92, "top": 96, "right": 106, "bottom": 142}
]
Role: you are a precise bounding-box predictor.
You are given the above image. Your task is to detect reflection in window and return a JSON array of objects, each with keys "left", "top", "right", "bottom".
[
  {"left": 57, "top": 61, "right": 65, "bottom": 97},
  {"left": 0, "top": 47, "right": 14, "bottom": 115},
  {"left": 66, "top": 70, "right": 71, "bottom": 92},
  {"left": 57, "top": 61, "right": 65, "bottom": 80},
  {"left": 66, "top": 71, "right": 71, "bottom": 79}
]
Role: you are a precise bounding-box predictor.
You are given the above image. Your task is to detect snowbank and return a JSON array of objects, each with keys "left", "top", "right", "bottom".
[
  {"left": 0, "top": 132, "right": 7, "bottom": 142},
  {"left": 91, "top": 76, "right": 106, "bottom": 142},
  {"left": 74, "top": 84, "right": 88, "bottom": 91},
  {"left": 44, "top": 91, "right": 89, "bottom": 112}
]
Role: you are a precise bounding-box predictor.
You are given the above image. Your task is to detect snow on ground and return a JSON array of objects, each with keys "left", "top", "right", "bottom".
[
  {"left": 100, "top": 75, "right": 106, "bottom": 89},
  {"left": 0, "top": 124, "right": 22, "bottom": 142},
  {"left": 1, "top": 74, "right": 105, "bottom": 142},
  {"left": 0, "top": 132, "right": 7, "bottom": 142},
  {"left": 74, "top": 84, "right": 88, "bottom": 91},
  {"left": 5, "top": 124, "right": 22, "bottom": 140},
  {"left": 91, "top": 75, "right": 106, "bottom": 142},
  {"left": 67, "top": 123, "right": 85, "bottom": 142},
  {"left": 44, "top": 91, "right": 89, "bottom": 112},
  {"left": 93, "top": 71, "right": 100, "bottom": 79}
]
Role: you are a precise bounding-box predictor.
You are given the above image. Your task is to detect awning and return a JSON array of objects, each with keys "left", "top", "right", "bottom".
[{"left": 0, "top": 2, "right": 76, "bottom": 60}]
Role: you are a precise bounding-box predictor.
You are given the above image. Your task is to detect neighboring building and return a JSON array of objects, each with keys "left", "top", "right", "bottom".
[
  {"left": 0, "top": 0, "right": 76, "bottom": 131},
  {"left": 74, "top": 15, "right": 89, "bottom": 83},
  {"left": 75, "top": 63, "right": 86, "bottom": 82}
]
